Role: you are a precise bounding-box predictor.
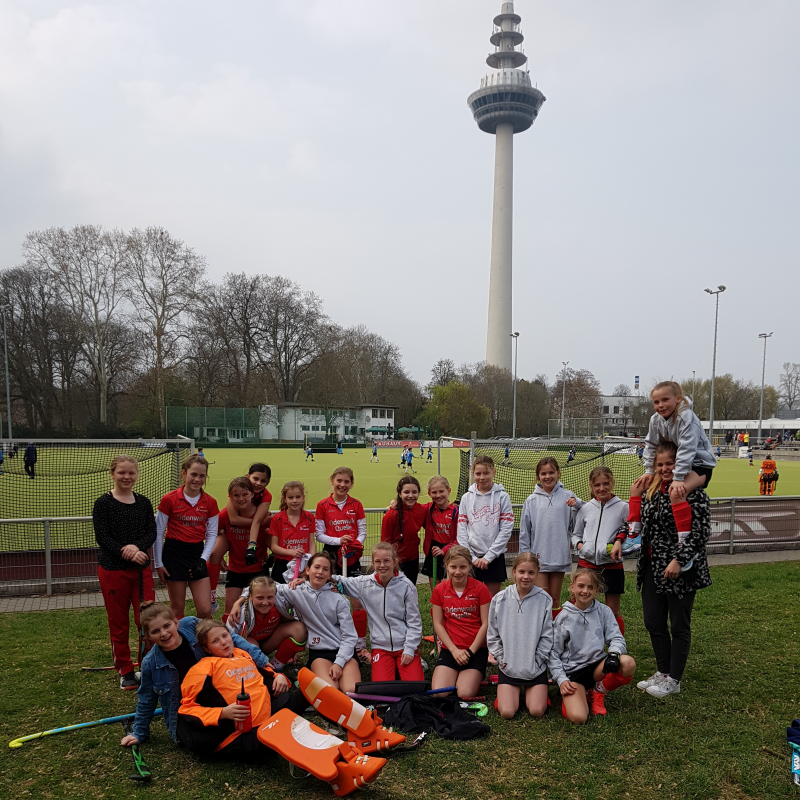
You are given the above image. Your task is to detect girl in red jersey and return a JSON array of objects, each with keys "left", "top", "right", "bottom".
[
  {"left": 430, "top": 545, "right": 492, "bottom": 699},
  {"left": 420, "top": 475, "right": 459, "bottom": 588},
  {"left": 269, "top": 481, "right": 315, "bottom": 583},
  {"left": 209, "top": 477, "right": 270, "bottom": 619},
  {"left": 155, "top": 454, "right": 219, "bottom": 620},
  {"left": 92, "top": 455, "right": 157, "bottom": 690},
  {"left": 380, "top": 476, "right": 426, "bottom": 586},
  {"left": 315, "top": 467, "right": 369, "bottom": 656},
  {"left": 227, "top": 575, "right": 307, "bottom": 672}
]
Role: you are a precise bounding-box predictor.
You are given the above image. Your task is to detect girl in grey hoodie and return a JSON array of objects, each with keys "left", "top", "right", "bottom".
[
  {"left": 487, "top": 553, "right": 553, "bottom": 719},
  {"left": 520, "top": 457, "right": 583, "bottom": 613},
  {"left": 549, "top": 568, "right": 636, "bottom": 723}
]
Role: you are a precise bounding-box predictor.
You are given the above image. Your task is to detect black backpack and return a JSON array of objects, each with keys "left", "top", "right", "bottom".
[{"left": 383, "top": 695, "right": 490, "bottom": 741}]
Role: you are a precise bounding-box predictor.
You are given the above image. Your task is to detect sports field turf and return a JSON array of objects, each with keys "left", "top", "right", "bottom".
[{"left": 1, "top": 560, "right": 797, "bottom": 800}]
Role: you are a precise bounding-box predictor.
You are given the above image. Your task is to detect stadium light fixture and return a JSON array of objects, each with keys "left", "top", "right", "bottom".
[
  {"left": 703, "top": 286, "right": 726, "bottom": 444},
  {"left": 757, "top": 332, "right": 773, "bottom": 443},
  {"left": 0, "top": 303, "right": 12, "bottom": 441},
  {"left": 510, "top": 333, "right": 519, "bottom": 438},
  {"left": 560, "top": 360, "right": 569, "bottom": 439}
]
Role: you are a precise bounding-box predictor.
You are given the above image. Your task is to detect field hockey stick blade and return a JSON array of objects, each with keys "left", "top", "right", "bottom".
[
  {"left": 81, "top": 663, "right": 140, "bottom": 672},
  {"left": 122, "top": 721, "right": 152, "bottom": 782}
]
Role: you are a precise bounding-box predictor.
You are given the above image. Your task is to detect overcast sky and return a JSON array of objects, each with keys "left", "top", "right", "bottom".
[{"left": 1, "top": 1, "right": 798, "bottom": 396}]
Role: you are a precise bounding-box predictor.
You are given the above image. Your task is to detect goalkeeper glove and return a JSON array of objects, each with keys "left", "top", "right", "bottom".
[
  {"left": 603, "top": 651, "right": 621, "bottom": 674},
  {"left": 245, "top": 541, "right": 258, "bottom": 566}
]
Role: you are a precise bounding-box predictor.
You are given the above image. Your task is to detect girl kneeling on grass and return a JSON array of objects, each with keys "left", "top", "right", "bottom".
[
  {"left": 487, "top": 553, "right": 554, "bottom": 719},
  {"left": 430, "top": 545, "right": 492, "bottom": 699},
  {"left": 121, "top": 602, "right": 278, "bottom": 748},
  {"left": 177, "top": 620, "right": 308, "bottom": 759},
  {"left": 549, "top": 569, "right": 636, "bottom": 723},
  {"left": 337, "top": 542, "right": 424, "bottom": 681},
  {"left": 227, "top": 575, "right": 307, "bottom": 672}
]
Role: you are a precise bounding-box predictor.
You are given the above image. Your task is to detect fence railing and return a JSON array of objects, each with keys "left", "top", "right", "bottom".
[{"left": 2, "top": 496, "right": 799, "bottom": 596}]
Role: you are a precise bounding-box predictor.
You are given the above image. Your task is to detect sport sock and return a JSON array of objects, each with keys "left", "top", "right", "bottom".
[
  {"left": 615, "top": 616, "right": 625, "bottom": 636},
  {"left": 275, "top": 636, "right": 306, "bottom": 667},
  {"left": 671, "top": 501, "right": 692, "bottom": 544},
  {"left": 552, "top": 607, "right": 562, "bottom": 620}
]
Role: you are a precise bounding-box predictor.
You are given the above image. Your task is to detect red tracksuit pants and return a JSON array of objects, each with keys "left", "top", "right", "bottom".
[
  {"left": 371, "top": 649, "right": 425, "bottom": 681},
  {"left": 98, "top": 565, "right": 155, "bottom": 676}
]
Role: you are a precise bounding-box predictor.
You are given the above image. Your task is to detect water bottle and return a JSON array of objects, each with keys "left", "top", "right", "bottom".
[{"left": 236, "top": 678, "right": 252, "bottom": 733}]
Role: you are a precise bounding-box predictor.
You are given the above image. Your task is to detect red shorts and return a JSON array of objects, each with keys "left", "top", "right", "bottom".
[{"left": 370, "top": 649, "right": 425, "bottom": 682}]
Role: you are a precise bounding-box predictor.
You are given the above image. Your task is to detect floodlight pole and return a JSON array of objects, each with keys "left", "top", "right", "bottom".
[
  {"left": 704, "top": 286, "right": 726, "bottom": 446},
  {"left": 559, "top": 361, "right": 569, "bottom": 438},
  {"left": 510, "top": 332, "right": 519, "bottom": 438},
  {"left": 0, "top": 304, "right": 12, "bottom": 441},
  {"left": 757, "top": 332, "right": 773, "bottom": 443}
]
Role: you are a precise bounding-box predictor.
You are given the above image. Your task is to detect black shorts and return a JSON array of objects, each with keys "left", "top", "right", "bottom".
[
  {"left": 691, "top": 465, "right": 713, "bottom": 487},
  {"left": 162, "top": 539, "right": 208, "bottom": 582},
  {"left": 435, "top": 646, "right": 489, "bottom": 676},
  {"left": 271, "top": 558, "right": 290, "bottom": 584},
  {"left": 399, "top": 558, "right": 419, "bottom": 587},
  {"left": 567, "top": 658, "right": 606, "bottom": 691},
  {"left": 497, "top": 668, "right": 548, "bottom": 688},
  {"left": 322, "top": 545, "right": 362, "bottom": 576},
  {"left": 582, "top": 564, "right": 626, "bottom": 595},
  {"left": 225, "top": 569, "right": 266, "bottom": 590},
  {"left": 307, "top": 647, "right": 355, "bottom": 667},
  {"left": 421, "top": 551, "right": 446, "bottom": 580},
  {"left": 472, "top": 556, "right": 507, "bottom": 584}
]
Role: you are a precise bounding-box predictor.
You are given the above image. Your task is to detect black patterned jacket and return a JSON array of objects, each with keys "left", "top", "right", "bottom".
[{"left": 636, "top": 483, "right": 712, "bottom": 599}]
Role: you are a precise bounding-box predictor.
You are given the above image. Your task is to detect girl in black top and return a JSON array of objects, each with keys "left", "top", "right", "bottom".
[{"left": 92, "top": 455, "right": 157, "bottom": 690}]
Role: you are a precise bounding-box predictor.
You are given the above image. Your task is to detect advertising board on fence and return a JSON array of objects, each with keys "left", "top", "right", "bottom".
[{"left": 374, "top": 439, "right": 470, "bottom": 448}]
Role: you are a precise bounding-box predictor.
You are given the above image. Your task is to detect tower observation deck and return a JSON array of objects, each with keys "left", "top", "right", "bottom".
[{"left": 467, "top": 2, "right": 545, "bottom": 371}]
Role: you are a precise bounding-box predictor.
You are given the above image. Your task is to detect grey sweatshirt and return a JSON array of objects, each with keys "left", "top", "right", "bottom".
[
  {"left": 520, "top": 483, "right": 583, "bottom": 573},
  {"left": 338, "top": 573, "right": 422, "bottom": 658},
  {"left": 457, "top": 482, "right": 514, "bottom": 564},
  {"left": 643, "top": 403, "right": 716, "bottom": 482},
  {"left": 548, "top": 600, "right": 627, "bottom": 686},
  {"left": 571, "top": 496, "right": 629, "bottom": 566},
  {"left": 487, "top": 584, "right": 553, "bottom": 681}
]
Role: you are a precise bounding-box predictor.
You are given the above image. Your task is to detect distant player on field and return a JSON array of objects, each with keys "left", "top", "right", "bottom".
[
  {"left": 502, "top": 444, "right": 510, "bottom": 466},
  {"left": 370, "top": 443, "right": 379, "bottom": 463},
  {"left": 405, "top": 448, "right": 415, "bottom": 474},
  {"left": 566, "top": 445, "right": 577, "bottom": 464},
  {"left": 427, "top": 446, "right": 433, "bottom": 463},
  {"left": 305, "top": 444, "right": 314, "bottom": 462}
]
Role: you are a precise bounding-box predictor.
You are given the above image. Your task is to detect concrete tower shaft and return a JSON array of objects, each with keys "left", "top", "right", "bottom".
[{"left": 467, "top": 1, "right": 545, "bottom": 371}]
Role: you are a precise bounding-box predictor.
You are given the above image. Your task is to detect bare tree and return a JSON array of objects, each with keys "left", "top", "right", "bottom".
[
  {"left": 22, "top": 225, "right": 128, "bottom": 424},
  {"left": 429, "top": 358, "right": 457, "bottom": 390},
  {"left": 780, "top": 363, "right": 800, "bottom": 410},
  {"left": 459, "top": 361, "right": 513, "bottom": 436},
  {"left": 551, "top": 367, "right": 602, "bottom": 421},
  {"left": 126, "top": 227, "right": 206, "bottom": 434}
]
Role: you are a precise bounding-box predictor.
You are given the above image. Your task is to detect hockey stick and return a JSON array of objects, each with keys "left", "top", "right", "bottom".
[
  {"left": 9, "top": 709, "right": 163, "bottom": 748},
  {"left": 122, "top": 720, "right": 151, "bottom": 781},
  {"left": 82, "top": 664, "right": 139, "bottom": 672}
]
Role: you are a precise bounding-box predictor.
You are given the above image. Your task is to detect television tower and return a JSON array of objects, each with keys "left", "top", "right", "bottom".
[{"left": 468, "top": 1, "right": 545, "bottom": 371}]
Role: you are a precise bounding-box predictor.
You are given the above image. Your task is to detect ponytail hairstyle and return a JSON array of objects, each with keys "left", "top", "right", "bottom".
[
  {"left": 140, "top": 601, "right": 176, "bottom": 640},
  {"left": 330, "top": 466, "right": 354, "bottom": 485},
  {"left": 568, "top": 567, "right": 605, "bottom": 603},
  {"left": 512, "top": 551, "right": 541, "bottom": 572},
  {"left": 305, "top": 550, "right": 336, "bottom": 586},
  {"left": 535, "top": 457, "right": 560, "bottom": 482},
  {"left": 651, "top": 381, "right": 689, "bottom": 419},
  {"left": 180, "top": 454, "right": 209, "bottom": 484},
  {"left": 371, "top": 541, "right": 400, "bottom": 571},
  {"left": 195, "top": 619, "right": 229, "bottom": 651},
  {"left": 109, "top": 454, "right": 139, "bottom": 476},
  {"left": 472, "top": 455, "right": 495, "bottom": 475},
  {"left": 443, "top": 544, "right": 474, "bottom": 574},
  {"left": 646, "top": 442, "right": 678, "bottom": 500},
  {"left": 280, "top": 480, "right": 306, "bottom": 512},
  {"left": 395, "top": 476, "right": 421, "bottom": 543},
  {"left": 248, "top": 462, "right": 271, "bottom": 481},
  {"left": 242, "top": 575, "right": 277, "bottom": 634},
  {"left": 587, "top": 466, "right": 615, "bottom": 499}
]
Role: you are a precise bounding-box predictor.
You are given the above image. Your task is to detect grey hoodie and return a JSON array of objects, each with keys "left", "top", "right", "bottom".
[
  {"left": 520, "top": 483, "right": 583, "bottom": 572},
  {"left": 571, "top": 496, "right": 629, "bottom": 566},
  {"left": 487, "top": 584, "right": 553, "bottom": 681},
  {"left": 548, "top": 600, "right": 626, "bottom": 686},
  {"left": 457, "top": 482, "right": 514, "bottom": 564},
  {"left": 643, "top": 403, "right": 716, "bottom": 482},
  {"left": 338, "top": 572, "right": 422, "bottom": 658}
]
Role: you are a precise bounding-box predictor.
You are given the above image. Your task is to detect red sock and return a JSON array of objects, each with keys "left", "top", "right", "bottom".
[
  {"left": 353, "top": 609, "right": 368, "bottom": 639},
  {"left": 601, "top": 672, "right": 632, "bottom": 692},
  {"left": 207, "top": 563, "right": 220, "bottom": 593},
  {"left": 552, "top": 607, "right": 562, "bottom": 620},
  {"left": 615, "top": 616, "right": 625, "bottom": 636},
  {"left": 671, "top": 501, "right": 692, "bottom": 540},
  {"left": 627, "top": 496, "right": 641, "bottom": 524},
  {"left": 222, "top": 613, "right": 229, "bottom": 625},
  {"left": 275, "top": 636, "right": 306, "bottom": 664}
]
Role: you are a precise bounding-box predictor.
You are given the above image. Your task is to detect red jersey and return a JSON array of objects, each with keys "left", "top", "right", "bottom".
[
  {"left": 158, "top": 488, "right": 219, "bottom": 544},
  {"left": 430, "top": 577, "right": 492, "bottom": 651},
  {"left": 315, "top": 495, "right": 366, "bottom": 540},
  {"left": 218, "top": 508, "right": 270, "bottom": 573},
  {"left": 421, "top": 502, "right": 459, "bottom": 555},
  {"left": 254, "top": 488, "right": 273, "bottom": 508},
  {"left": 269, "top": 510, "right": 315, "bottom": 554},
  {"left": 248, "top": 606, "right": 283, "bottom": 642},
  {"left": 380, "top": 503, "right": 427, "bottom": 563}
]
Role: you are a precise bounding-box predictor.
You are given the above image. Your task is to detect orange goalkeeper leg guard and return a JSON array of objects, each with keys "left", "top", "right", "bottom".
[{"left": 297, "top": 667, "right": 406, "bottom": 753}]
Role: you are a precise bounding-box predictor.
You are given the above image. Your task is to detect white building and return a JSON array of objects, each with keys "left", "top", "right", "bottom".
[
  {"left": 598, "top": 394, "right": 647, "bottom": 435},
  {"left": 259, "top": 404, "right": 398, "bottom": 443}
]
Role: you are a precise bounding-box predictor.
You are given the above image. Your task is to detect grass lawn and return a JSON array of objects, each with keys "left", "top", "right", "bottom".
[{"left": 2, "top": 561, "right": 798, "bottom": 799}]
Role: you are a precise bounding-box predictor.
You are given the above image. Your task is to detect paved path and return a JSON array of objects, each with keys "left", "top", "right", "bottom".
[{"left": 2, "top": 549, "right": 799, "bottom": 613}]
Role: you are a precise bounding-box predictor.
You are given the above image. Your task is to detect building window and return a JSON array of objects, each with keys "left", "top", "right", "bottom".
[
  {"left": 623, "top": 405, "right": 630, "bottom": 414},
  {"left": 379, "top": 409, "right": 386, "bottom": 418},
  {"left": 301, "top": 425, "right": 310, "bottom": 431},
  {"left": 302, "top": 409, "right": 310, "bottom": 415},
  {"left": 312, "top": 426, "right": 319, "bottom": 431},
  {"left": 372, "top": 408, "right": 378, "bottom": 417},
  {"left": 387, "top": 410, "right": 393, "bottom": 419},
  {"left": 603, "top": 406, "right": 609, "bottom": 414},
  {"left": 614, "top": 406, "right": 620, "bottom": 414}
]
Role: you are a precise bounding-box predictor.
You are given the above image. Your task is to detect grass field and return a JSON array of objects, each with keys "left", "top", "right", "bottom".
[{"left": 2, "top": 561, "right": 798, "bottom": 800}]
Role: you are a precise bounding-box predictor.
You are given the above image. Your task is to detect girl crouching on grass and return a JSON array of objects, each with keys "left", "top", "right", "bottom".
[
  {"left": 430, "top": 545, "right": 492, "bottom": 699},
  {"left": 487, "top": 553, "right": 554, "bottom": 719},
  {"left": 120, "top": 602, "right": 276, "bottom": 749},
  {"left": 549, "top": 569, "right": 636, "bottom": 723},
  {"left": 337, "top": 542, "right": 424, "bottom": 681}
]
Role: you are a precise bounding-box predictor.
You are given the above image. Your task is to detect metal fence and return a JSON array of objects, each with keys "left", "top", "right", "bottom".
[{"left": 2, "top": 496, "right": 799, "bottom": 596}]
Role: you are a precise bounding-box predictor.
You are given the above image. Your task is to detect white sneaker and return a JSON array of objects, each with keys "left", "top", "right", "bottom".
[
  {"left": 646, "top": 676, "right": 680, "bottom": 698},
  {"left": 637, "top": 671, "right": 667, "bottom": 691},
  {"left": 211, "top": 595, "right": 220, "bottom": 615}
]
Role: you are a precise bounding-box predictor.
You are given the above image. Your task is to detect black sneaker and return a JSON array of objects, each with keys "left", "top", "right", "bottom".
[{"left": 120, "top": 672, "right": 140, "bottom": 691}]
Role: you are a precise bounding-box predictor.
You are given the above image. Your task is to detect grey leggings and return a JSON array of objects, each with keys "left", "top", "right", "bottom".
[{"left": 641, "top": 559, "right": 695, "bottom": 682}]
